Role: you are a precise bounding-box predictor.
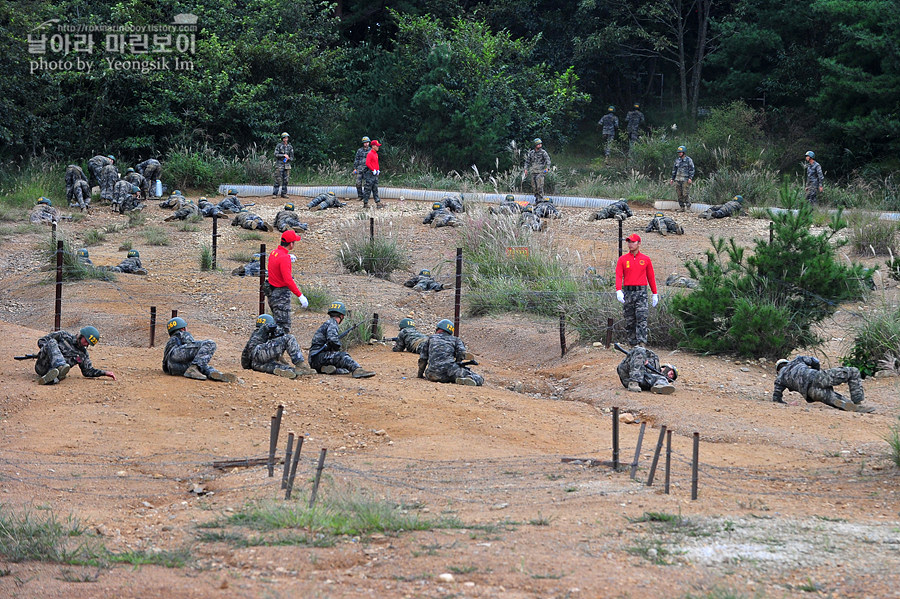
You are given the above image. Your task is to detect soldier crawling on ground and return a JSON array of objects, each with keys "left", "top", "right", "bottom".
[
  {"left": 404, "top": 269, "right": 446, "bottom": 292},
  {"left": 645, "top": 212, "right": 684, "bottom": 236},
  {"left": 30, "top": 197, "right": 62, "bottom": 225},
  {"left": 423, "top": 202, "right": 458, "bottom": 228},
  {"left": 616, "top": 344, "right": 677, "bottom": 394},
  {"left": 99, "top": 249, "right": 148, "bottom": 275},
  {"left": 231, "top": 210, "right": 272, "bottom": 232},
  {"left": 418, "top": 319, "right": 483, "bottom": 386},
  {"left": 241, "top": 314, "right": 316, "bottom": 379},
  {"left": 490, "top": 194, "right": 526, "bottom": 215},
  {"left": 773, "top": 356, "right": 874, "bottom": 413},
  {"left": 159, "top": 190, "right": 187, "bottom": 209},
  {"left": 590, "top": 199, "right": 632, "bottom": 221},
  {"left": 32, "top": 325, "right": 116, "bottom": 386},
  {"left": 520, "top": 205, "right": 543, "bottom": 231},
  {"left": 218, "top": 189, "right": 245, "bottom": 213},
  {"left": 164, "top": 199, "right": 199, "bottom": 221},
  {"left": 665, "top": 273, "right": 698, "bottom": 289},
  {"left": 273, "top": 202, "right": 309, "bottom": 233},
  {"left": 198, "top": 197, "right": 225, "bottom": 218},
  {"left": 308, "top": 191, "right": 345, "bottom": 211},
  {"left": 702, "top": 195, "right": 744, "bottom": 220},
  {"left": 388, "top": 318, "right": 428, "bottom": 354},
  {"left": 533, "top": 197, "right": 561, "bottom": 219},
  {"left": 441, "top": 194, "right": 465, "bottom": 213},
  {"left": 232, "top": 253, "right": 262, "bottom": 277}
]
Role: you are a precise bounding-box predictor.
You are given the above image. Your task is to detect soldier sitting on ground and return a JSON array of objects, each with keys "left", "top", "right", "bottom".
[
  {"left": 163, "top": 317, "right": 235, "bottom": 382},
  {"left": 231, "top": 210, "right": 271, "bottom": 231},
  {"left": 590, "top": 199, "right": 632, "bottom": 221},
  {"left": 124, "top": 168, "right": 149, "bottom": 199},
  {"left": 404, "top": 269, "right": 446, "bottom": 292},
  {"left": 75, "top": 248, "right": 93, "bottom": 266},
  {"left": 520, "top": 205, "right": 544, "bottom": 231},
  {"left": 533, "top": 197, "right": 561, "bottom": 219},
  {"left": 232, "top": 253, "right": 262, "bottom": 277},
  {"left": 665, "top": 272, "right": 698, "bottom": 289},
  {"left": 308, "top": 191, "right": 345, "bottom": 211},
  {"left": 417, "top": 319, "right": 483, "bottom": 386},
  {"left": 33, "top": 325, "right": 116, "bottom": 385},
  {"left": 423, "top": 202, "right": 458, "bottom": 228},
  {"left": 308, "top": 301, "right": 376, "bottom": 378},
  {"left": 490, "top": 194, "right": 526, "bottom": 215},
  {"left": 773, "top": 356, "right": 873, "bottom": 413},
  {"left": 159, "top": 190, "right": 187, "bottom": 209},
  {"left": 100, "top": 249, "right": 148, "bottom": 275},
  {"left": 390, "top": 318, "right": 428, "bottom": 354},
  {"left": 645, "top": 212, "right": 684, "bottom": 236},
  {"left": 164, "top": 199, "right": 199, "bottom": 221},
  {"left": 616, "top": 344, "right": 677, "bottom": 394},
  {"left": 217, "top": 189, "right": 244, "bottom": 213},
  {"left": 702, "top": 195, "right": 744, "bottom": 220},
  {"left": 198, "top": 197, "right": 225, "bottom": 218},
  {"left": 241, "top": 314, "right": 316, "bottom": 379},
  {"left": 442, "top": 194, "right": 465, "bottom": 213},
  {"left": 30, "top": 197, "right": 62, "bottom": 225},
  {"left": 113, "top": 181, "right": 143, "bottom": 214},
  {"left": 273, "top": 203, "right": 309, "bottom": 233}
]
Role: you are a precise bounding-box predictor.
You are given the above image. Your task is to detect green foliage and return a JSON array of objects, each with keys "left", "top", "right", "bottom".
[
  {"left": 886, "top": 417, "right": 900, "bottom": 468},
  {"left": 886, "top": 256, "right": 900, "bottom": 281},
  {"left": 567, "top": 287, "right": 681, "bottom": 350},
  {"left": 199, "top": 244, "right": 214, "bottom": 271},
  {"left": 693, "top": 168, "right": 779, "bottom": 207},
  {"left": 847, "top": 214, "right": 898, "bottom": 256},
  {"left": 238, "top": 231, "right": 263, "bottom": 241},
  {"left": 143, "top": 227, "right": 171, "bottom": 246},
  {"left": 841, "top": 303, "right": 900, "bottom": 378},
  {"left": 118, "top": 240, "right": 133, "bottom": 252},
  {"left": 42, "top": 239, "right": 115, "bottom": 283},
  {"left": 0, "top": 506, "right": 94, "bottom": 564},
  {"left": 301, "top": 287, "right": 334, "bottom": 312},
  {"left": 126, "top": 211, "right": 147, "bottom": 228},
  {"left": 339, "top": 308, "right": 382, "bottom": 349},
  {"left": 337, "top": 219, "right": 409, "bottom": 279},
  {"left": 82, "top": 229, "right": 106, "bottom": 246},
  {"left": 694, "top": 102, "right": 768, "bottom": 172},
  {"left": 0, "top": 160, "right": 63, "bottom": 208}
]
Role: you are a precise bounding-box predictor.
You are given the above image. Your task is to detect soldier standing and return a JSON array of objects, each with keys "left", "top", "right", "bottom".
[
  {"left": 773, "top": 356, "right": 872, "bottom": 413},
  {"left": 615, "top": 234, "right": 658, "bottom": 347},
  {"left": 33, "top": 325, "right": 116, "bottom": 385},
  {"left": 804, "top": 151, "right": 824, "bottom": 205},
  {"left": 266, "top": 230, "right": 309, "bottom": 333},
  {"left": 702, "top": 195, "right": 744, "bottom": 220},
  {"left": 391, "top": 318, "right": 428, "bottom": 354},
  {"left": 361, "top": 140, "right": 382, "bottom": 208},
  {"left": 417, "top": 319, "right": 483, "bottom": 386},
  {"left": 162, "top": 317, "right": 235, "bottom": 382},
  {"left": 625, "top": 103, "right": 645, "bottom": 149},
  {"left": 353, "top": 136, "right": 371, "bottom": 200},
  {"left": 616, "top": 345, "right": 676, "bottom": 394},
  {"left": 241, "top": 314, "right": 316, "bottom": 378},
  {"left": 523, "top": 138, "right": 551, "bottom": 201},
  {"left": 669, "top": 145, "right": 695, "bottom": 211},
  {"left": 308, "top": 301, "right": 376, "bottom": 378},
  {"left": 598, "top": 106, "right": 619, "bottom": 157},
  {"left": 273, "top": 132, "right": 294, "bottom": 198}
]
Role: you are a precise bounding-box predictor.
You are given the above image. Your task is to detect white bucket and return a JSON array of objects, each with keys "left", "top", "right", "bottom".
[{"left": 154, "top": 180, "right": 163, "bottom": 197}]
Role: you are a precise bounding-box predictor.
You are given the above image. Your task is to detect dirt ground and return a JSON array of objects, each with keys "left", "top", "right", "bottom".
[{"left": 0, "top": 191, "right": 898, "bottom": 599}]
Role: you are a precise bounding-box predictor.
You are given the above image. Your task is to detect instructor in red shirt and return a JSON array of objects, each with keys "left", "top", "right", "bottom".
[
  {"left": 361, "top": 139, "right": 381, "bottom": 208},
  {"left": 615, "top": 233, "right": 658, "bottom": 347},
  {"left": 267, "top": 230, "right": 308, "bottom": 333}
]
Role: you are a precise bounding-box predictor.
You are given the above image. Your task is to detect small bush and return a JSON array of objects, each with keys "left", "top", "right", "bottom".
[
  {"left": 199, "top": 244, "right": 214, "bottom": 271},
  {"left": 144, "top": 227, "right": 171, "bottom": 246},
  {"left": 692, "top": 168, "right": 779, "bottom": 207},
  {"left": 847, "top": 214, "right": 898, "bottom": 256},
  {"left": 82, "top": 229, "right": 106, "bottom": 246},
  {"left": 239, "top": 231, "right": 263, "bottom": 241},
  {"left": 567, "top": 287, "right": 682, "bottom": 349},
  {"left": 42, "top": 238, "right": 115, "bottom": 282},
  {"left": 887, "top": 417, "right": 900, "bottom": 468},
  {"left": 118, "top": 240, "right": 133, "bottom": 252},
  {"left": 339, "top": 307, "right": 383, "bottom": 348},
  {"left": 337, "top": 218, "right": 409, "bottom": 279},
  {"left": 0, "top": 506, "right": 95, "bottom": 564},
  {"left": 886, "top": 255, "right": 900, "bottom": 281},
  {"left": 628, "top": 131, "right": 676, "bottom": 180},
  {"left": 126, "top": 211, "right": 147, "bottom": 228},
  {"left": 228, "top": 251, "right": 255, "bottom": 263},
  {"left": 841, "top": 303, "right": 900, "bottom": 377},
  {"left": 175, "top": 221, "right": 200, "bottom": 233},
  {"left": 302, "top": 287, "right": 333, "bottom": 312}
]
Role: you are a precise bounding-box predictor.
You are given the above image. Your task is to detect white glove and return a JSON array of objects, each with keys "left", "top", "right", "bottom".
[
  {"left": 298, "top": 294, "right": 309, "bottom": 309},
  {"left": 616, "top": 290, "right": 625, "bottom": 303},
  {"left": 651, "top": 294, "right": 659, "bottom": 307},
  {"left": 373, "top": 170, "right": 380, "bottom": 176},
  {"left": 289, "top": 254, "right": 297, "bottom": 263}
]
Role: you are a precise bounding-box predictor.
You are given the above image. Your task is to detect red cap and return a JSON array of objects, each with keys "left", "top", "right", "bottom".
[
  {"left": 626, "top": 233, "right": 641, "bottom": 243},
  {"left": 281, "top": 230, "right": 301, "bottom": 243},
  {"left": 370, "top": 140, "right": 381, "bottom": 147}
]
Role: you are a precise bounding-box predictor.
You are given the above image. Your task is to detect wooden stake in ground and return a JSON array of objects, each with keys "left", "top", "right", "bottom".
[
  {"left": 54, "top": 240, "right": 63, "bottom": 331},
  {"left": 267, "top": 405, "right": 284, "bottom": 477},
  {"left": 453, "top": 247, "right": 463, "bottom": 336},
  {"left": 691, "top": 431, "right": 700, "bottom": 500},
  {"left": 559, "top": 313, "right": 566, "bottom": 357},
  {"left": 612, "top": 407, "right": 620, "bottom": 471},
  {"left": 281, "top": 432, "right": 295, "bottom": 490},
  {"left": 258, "top": 243, "right": 267, "bottom": 316},
  {"left": 149, "top": 306, "right": 157, "bottom": 348},
  {"left": 285, "top": 436, "right": 304, "bottom": 500}
]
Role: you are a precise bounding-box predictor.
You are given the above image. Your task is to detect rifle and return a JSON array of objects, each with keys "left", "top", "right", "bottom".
[
  {"left": 459, "top": 359, "right": 479, "bottom": 368},
  {"left": 382, "top": 337, "right": 399, "bottom": 343},
  {"left": 308, "top": 322, "right": 361, "bottom": 359},
  {"left": 14, "top": 354, "right": 38, "bottom": 360},
  {"left": 613, "top": 343, "right": 666, "bottom": 378},
  {"left": 243, "top": 202, "right": 256, "bottom": 207}
]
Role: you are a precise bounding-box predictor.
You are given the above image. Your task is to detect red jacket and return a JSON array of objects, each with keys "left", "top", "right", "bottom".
[
  {"left": 615, "top": 251, "right": 657, "bottom": 293},
  {"left": 268, "top": 245, "right": 301, "bottom": 297},
  {"left": 365, "top": 149, "right": 379, "bottom": 172}
]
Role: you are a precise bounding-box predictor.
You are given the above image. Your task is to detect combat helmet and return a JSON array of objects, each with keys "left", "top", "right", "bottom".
[
  {"left": 126, "top": 168, "right": 135, "bottom": 174},
  {"left": 250, "top": 253, "right": 262, "bottom": 262},
  {"left": 280, "top": 132, "right": 290, "bottom": 139},
  {"left": 127, "top": 249, "right": 140, "bottom": 258},
  {"left": 677, "top": 145, "right": 686, "bottom": 154},
  {"left": 398, "top": 318, "right": 415, "bottom": 330},
  {"left": 419, "top": 269, "right": 431, "bottom": 277},
  {"left": 327, "top": 301, "right": 347, "bottom": 317},
  {"left": 227, "top": 188, "right": 237, "bottom": 195},
  {"left": 524, "top": 205, "right": 534, "bottom": 213},
  {"left": 607, "top": 105, "right": 615, "bottom": 112},
  {"left": 660, "top": 364, "right": 678, "bottom": 381},
  {"left": 805, "top": 151, "right": 815, "bottom": 159},
  {"left": 256, "top": 314, "right": 275, "bottom": 328},
  {"left": 432, "top": 202, "right": 442, "bottom": 210},
  {"left": 505, "top": 194, "right": 515, "bottom": 202},
  {"left": 633, "top": 103, "right": 640, "bottom": 109},
  {"left": 655, "top": 212, "right": 664, "bottom": 218},
  {"left": 533, "top": 138, "right": 543, "bottom": 146},
  {"left": 284, "top": 203, "right": 295, "bottom": 211},
  {"left": 76, "top": 248, "right": 89, "bottom": 259},
  {"left": 79, "top": 326, "right": 100, "bottom": 346},
  {"left": 733, "top": 195, "right": 744, "bottom": 203},
  {"left": 37, "top": 197, "right": 52, "bottom": 206},
  {"left": 362, "top": 136, "right": 370, "bottom": 143},
  {"left": 167, "top": 317, "right": 187, "bottom": 336},
  {"left": 436, "top": 319, "right": 454, "bottom": 335}
]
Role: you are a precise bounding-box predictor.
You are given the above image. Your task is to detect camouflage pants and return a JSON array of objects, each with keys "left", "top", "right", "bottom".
[
  {"left": 433, "top": 214, "right": 457, "bottom": 228},
  {"left": 267, "top": 286, "right": 293, "bottom": 333},
  {"left": 807, "top": 367, "right": 864, "bottom": 407},
  {"left": 674, "top": 180, "right": 691, "bottom": 209},
  {"left": 251, "top": 334, "right": 306, "bottom": 373},
  {"left": 806, "top": 186, "right": 818, "bottom": 205},
  {"left": 529, "top": 172, "right": 545, "bottom": 200},
  {"left": 72, "top": 184, "right": 91, "bottom": 210},
  {"left": 414, "top": 280, "right": 444, "bottom": 292},
  {"left": 273, "top": 165, "right": 289, "bottom": 195},
  {"left": 628, "top": 129, "right": 639, "bottom": 145},
  {"left": 425, "top": 365, "right": 483, "bottom": 385},
  {"left": 166, "top": 340, "right": 217, "bottom": 376},
  {"left": 142, "top": 164, "right": 161, "bottom": 186},
  {"left": 355, "top": 172, "right": 364, "bottom": 199},
  {"left": 616, "top": 359, "right": 667, "bottom": 391},
  {"left": 310, "top": 350, "right": 360, "bottom": 373},
  {"left": 603, "top": 133, "right": 614, "bottom": 157},
  {"left": 34, "top": 339, "right": 70, "bottom": 375},
  {"left": 623, "top": 286, "right": 649, "bottom": 346},
  {"left": 362, "top": 171, "right": 380, "bottom": 205}
]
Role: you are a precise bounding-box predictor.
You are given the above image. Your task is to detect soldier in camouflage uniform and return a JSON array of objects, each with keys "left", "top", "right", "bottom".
[
  {"left": 417, "top": 319, "right": 483, "bottom": 386},
  {"left": 308, "top": 191, "right": 345, "bottom": 211},
  {"left": 669, "top": 146, "right": 695, "bottom": 211},
  {"left": 99, "top": 163, "right": 119, "bottom": 202},
  {"left": 163, "top": 317, "right": 235, "bottom": 382},
  {"left": 598, "top": 106, "right": 619, "bottom": 157},
  {"left": 590, "top": 199, "right": 632, "bottom": 221},
  {"left": 273, "top": 133, "right": 293, "bottom": 198},
  {"left": 87, "top": 155, "right": 114, "bottom": 186},
  {"left": 65, "top": 165, "right": 87, "bottom": 205},
  {"left": 164, "top": 199, "right": 199, "bottom": 221},
  {"left": 198, "top": 197, "right": 225, "bottom": 218},
  {"left": 308, "top": 302, "right": 376, "bottom": 378},
  {"left": 135, "top": 158, "right": 161, "bottom": 194},
  {"left": 702, "top": 195, "right": 744, "bottom": 220},
  {"left": 217, "top": 189, "right": 244, "bottom": 213},
  {"left": 523, "top": 138, "right": 551, "bottom": 200},
  {"left": 773, "top": 356, "right": 872, "bottom": 413},
  {"left": 520, "top": 205, "right": 543, "bottom": 231},
  {"left": 665, "top": 273, "right": 698, "bottom": 289},
  {"left": 804, "top": 151, "right": 824, "bottom": 205},
  {"left": 104, "top": 249, "right": 148, "bottom": 275},
  {"left": 124, "top": 168, "right": 149, "bottom": 199},
  {"left": 391, "top": 318, "right": 428, "bottom": 354},
  {"left": 241, "top": 314, "right": 316, "bottom": 379},
  {"left": 231, "top": 210, "right": 271, "bottom": 231},
  {"left": 533, "top": 197, "right": 560, "bottom": 219},
  {"left": 33, "top": 325, "right": 116, "bottom": 385},
  {"left": 231, "top": 253, "right": 262, "bottom": 277},
  {"left": 490, "top": 194, "right": 526, "bottom": 215},
  {"left": 273, "top": 203, "right": 308, "bottom": 233},
  {"left": 616, "top": 345, "right": 676, "bottom": 394},
  {"left": 75, "top": 248, "right": 93, "bottom": 266},
  {"left": 645, "top": 212, "right": 684, "bottom": 236},
  {"left": 352, "top": 137, "right": 371, "bottom": 200},
  {"left": 113, "top": 182, "right": 143, "bottom": 214},
  {"left": 404, "top": 269, "right": 446, "bottom": 292},
  {"left": 423, "top": 202, "right": 458, "bottom": 228},
  {"left": 30, "top": 197, "right": 60, "bottom": 225},
  {"left": 70, "top": 179, "right": 92, "bottom": 211},
  {"left": 441, "top": 194, "right": 465, "bottom": 213},
  {"left": 159, "top": 190, "right": 187, "bottom": 209},
  {"left": 625, "top": 103, "right": 645, "bottom": 149}
]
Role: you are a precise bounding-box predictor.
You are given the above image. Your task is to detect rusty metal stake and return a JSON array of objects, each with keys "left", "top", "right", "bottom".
[
  {"left": 309, "top": 448, "right": 327, "bottom": 508},
  {"left": 453, "top": 248, "right": 462, "bottom": 336},
  {"left": 605, "top": 317, "right": 614, "bottom": 348},
  {"left": 646, "top": 425, "right": 667, "bottom": 486},
  {"left": 281, "top": 432, "right": 294, "bottom": 490},
  {"left": 267, "top": 405, "right": 284, "bottom": 477},
  {"left": 54, "top": 240, "right": 63, "bottom": 331},
  {"left": 149, "top": 306, "right": 157, "bottom": 348},
  {"left": 612, "top": 407, "right": 620, "bottom": 471},
  {"left": 691, "top": 432, "right": 700, "bottom": 500},
  {"left": 258, "top": 243, "right": 267, "bottom": 316},
  {"left": 285, "top": 436, "right": 304, "bottom": 500},
  {"left": 559, "top": 313, "right": 566, "bottom": 357},
  {"left": 630, "top": 421, "right": 646, "bottom": 480},
  {"left": 664, "top": 430, "right": 672, "bottom": 494}
]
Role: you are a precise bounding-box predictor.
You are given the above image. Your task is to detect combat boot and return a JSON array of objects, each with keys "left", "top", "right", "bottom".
[
  {"left": 293, "top": 363, "right": 317, "bottom": 376},
  {"left": 455, "top": 377, "right": 477, "bottom": 386},
  {"left": 320, "top": 365, "right": 337, "bottom": 374},
  {"left": 352, "top": 367, "right": 376, "bottom": 379},
  {"left": 627, "top": 381, "right": 641, "bottom": 393},
  {"left": 206, "top": 369, "right": 236, "bottom": 383},
  {"left": 658, "top": 227, "right": 667, "bottom": 237},
  {"left": 56, "top": 363, "right": 71, "bottom": 381},
  {"left": 184, "top": 364, "right": 207, "bottom": 380},
  {"left": 675, "top": 225, "right": 684, "bottom": 235},
  {"left": 651, "top": 383, "right": 675, "bottom": 395},
  {"left": 274, "top": 367, "right": 297, "bottom": 379},
  {"left": 39, "top": 367, "right": 60, "bottom": 385}
]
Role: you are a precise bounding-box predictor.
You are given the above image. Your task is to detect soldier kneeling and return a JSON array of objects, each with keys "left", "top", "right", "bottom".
[
  {"left": 773, "top": 356, "right": 873, "bottom": 413},
  {"left": 616, "top": 344, "right": 676, "bottom": 394},
  {"left": 418, "top": 319, "right": 483, "bottom": 386},
  {"left": 241, "top": 314, "right": 316, "bottom": 379}
]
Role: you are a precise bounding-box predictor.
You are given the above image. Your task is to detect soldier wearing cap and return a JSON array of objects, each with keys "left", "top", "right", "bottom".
[
  {"left": 273, "top": 132, "right": 294, "bottom": 198},
  {"left": 266, "top": 230, "right": 309, "bottom": 333},
  {"left": 353, "top": 137, "right": 371, "bottom": 200},
  {"left": 34, "top": 326, "right": 116, "bottom": 385},
  {"left": 523, "top": 138, "right": 551, "bottom": 201},
  {"left": 615, "top": 234, "right": 658, "bottom": 347}
]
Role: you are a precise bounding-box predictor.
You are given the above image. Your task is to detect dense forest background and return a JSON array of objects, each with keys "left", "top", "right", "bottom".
[{"left": 1, "top": 0, "right": 897, "bottom": 178}]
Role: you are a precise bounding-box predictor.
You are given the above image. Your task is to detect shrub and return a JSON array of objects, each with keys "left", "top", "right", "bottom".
[
  {"left": 338, "top": 307, "right": 382, "bottom": 349},
  {"left": 847, "top": 214, "right": 898, "bottom": 256},
  {"left": 118, "top": 240, "right": 133, "bottom": 252},
  {"left": 887, "top": 417, "right": 900, "bottom": 468},
  {"left": 301, "top": 287, "right": 333, "bottom": 312},
  {"left": 239, "top": 231, "right": 263, "bottom": 241},
  {"left": 126, "top": 211, "right": 147, "bottom": 228},
  {"left": 82, "top": 229, "right": 106, "bottom": 246},
  {"left": 175, "top": 221, "right": 200, "bottom": 233},
  {"left": 0, "top": 160, "right": 64, "bottom": 209},
  {"left": 841, "top": 303, "right": 900, "bottom": 377},
  {"left": 694, "top": 101, "right": 768, "bottom": 172},
  {"left": 692, "top": 168, "right": 780, "bottom": 207},
  {"left": 886, "top": 255, "right": 900, "bottom": 281},
  {"left": 199, "top": 244, "right": 214, "bottom": 271},
  {"left": 337, "top": 218, "right": 409, "bottom": 279},
  {"left": 144, "top": 227, "right": 170, "bottom": 246},
  {"left": 627, "top": 130, "right": 676, "bottom": 180},
  {"left": 42, "top": 238, "right": 115, "bottom": 282}
]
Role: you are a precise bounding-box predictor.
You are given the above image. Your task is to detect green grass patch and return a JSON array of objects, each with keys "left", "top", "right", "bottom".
[
  {"left": 0, "top": 223, "right": 41, "bottom": 240},
  {"left": 126, "top": 211, "right": 147, "bottom": 228},
  {"left": 847, "top": 213, "right": 898, "bottom": 256},
  {"left": 628, "top": 511, "right": 683, "bottom": 524},
  {"left": 626, "top": 538, "right": 679, "bottom": 565},
  {"left": 300, "top": 286, "right": 333, "bottom": 312},
  {"left": 57, "top": 567, "right": 103, "bottom": 583},
  {"left": 337, "top": 218, "right": 410, "bottom": 279},
  {"left": 42, "top": 238, "right": 115, "bottom": 282},
  {"left": 105, "top": 548, "right": 190, "bottom": 568},
  {"left": 118, "top": 240, "right": 133, "bottom": 252},
  {"left": 0, "top": 160, "right": 65, "bottom": 209},
  {"left": 199, "top": 243, "right": 215, "bottom": 271},
  {"left": 175, "top": 221, "right": 200, "bottom": 232},
  {"left": 841, "top": 302, "right": 900, "bottom": 377},
  {"left": 143, "top": 227, "right": 171, "bottom": 246},
  {"left": 886, "top": 416, "right": 900, "bottom": 468},
  {"left": 338, "top": 307, "right": 383, "bottom": 348},
  {"left": 0, "top": 506, "right": 96, "bottom": 564},
  {"left": 82, "top": 229, "right": 106, "bottom": 246},
  {"left": 238, "top": 231, "right": 263, "bottom": 241},
  {"left": 228, "top": 250, "right": 255, "bottom": 263}
]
